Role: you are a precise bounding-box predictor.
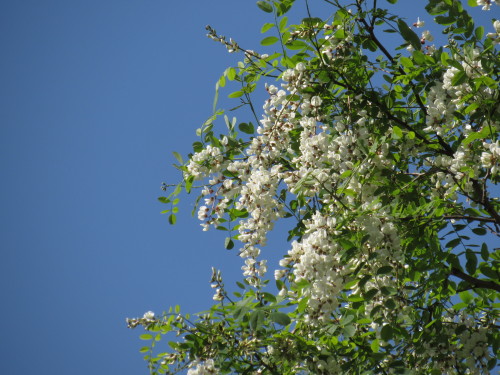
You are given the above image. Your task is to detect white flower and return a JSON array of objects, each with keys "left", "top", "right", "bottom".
[
  {"left": 487, "top": 20, "right": 500, "bottom": 44},
  {"left": 274, "top": 269, "right": 286, "bottom": 279},
  {"left": 213, "top": 288, "right": 224, "bottom": 301},
  {"left": 311, "top": 96, "right": 322, "bottom": 107},
  {"left": 198, "top": 205, "right": 209, "bottom": 221},
  {"left": 414, "top": 17, "right": 425, "bottom": 28},
  {"left": 477, "top": 0, "right": 500, "bottom": 10},
  {"left": 187, "top": 359, "right": 218, "bottom": 375},
  {"left": 421, "top": 30, "right": 434, "bottom": 42},
  {"left": 296, "top": 62, "right": 306, "bottom": 72},
  {"left": 143, "top": 311, "right": 155, "bottom": 320}
]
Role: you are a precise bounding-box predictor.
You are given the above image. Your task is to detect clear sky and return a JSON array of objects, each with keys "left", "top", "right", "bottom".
[{"left": 0, "top": 1, "right": 496, "bottom": 375}]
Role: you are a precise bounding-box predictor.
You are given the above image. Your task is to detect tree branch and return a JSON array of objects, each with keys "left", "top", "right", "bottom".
[
  {"left": 451, "top": 267, "right": 500, "bottom": 293},
  {"left": 444, "top": 215, "right": 498, "bottom": 223}
]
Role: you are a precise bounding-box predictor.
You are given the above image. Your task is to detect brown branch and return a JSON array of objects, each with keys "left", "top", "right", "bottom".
[
  {"left": 451, "top": 267, "right": 500, "bottom": 293},
  {"left": 471, "top": 180, "right": 500, "bottom": 226},
  {"left": 444, "top": 215, "right": 498, "bottom": 223}
]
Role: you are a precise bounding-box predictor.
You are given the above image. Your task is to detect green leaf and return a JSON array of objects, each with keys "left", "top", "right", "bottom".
[
  {"left": 371, "top": 339, "right": 380, "bottom": 352},
  {"left": 140, "top": 334, "right": 153, "bottom": 340},
  {"left": 172, "top": 151, "right": 183, "bottom": 164},
  {"left": 400, "top": 56, "right": 413, "bottom": 68},
  {"left": 481, "top": 243, "right": 489, "bottom": 261},
  {"left": 185, "top": 175, "right": 194, "bottom": 194},
  {"left": 233, "top": 305, "right": 249, "bottom": 320},
  {"left": 228, "top": 90, "right": 244, "bottom": 98},
  {"left": 302, "top": 17, "right": 322, "bottom": 26},
  {"left": 340, "top": 314, "right": 355, "bottom": 325},
  {"left": 412, "top": 50, "right": 426, "bottom": 65},
  {"left": 158, "top": 197, "right": 170, "bottom": 204},
  {"left": 286, "top": 40, "right": 309, "bottom": 50},
  {"left": 261, "top": 36, "right": 279, "bottom": 46},
  {"left": 467, "top": 0, "right": 477, "bottom": 6},
  {"left": 464, "top": 102, "right": 479, "bottom": 114},
  {"left": 262, "top": 292, "right": 276, "bottom": 303},
  {"left": 435, "top": 16, "right": 455, "bottom": 25},
  {"left": 381, "top": 325, "right": 393, "bottom": 341},
  {"left": 384, "top": 298, "right": 397, "bottom": 310},
  {"left": 392, "top": 126, "right": 403, "bottom": 139},
  {"left": 459, "top": 290, "right": 473, "bottom": 304},
  {"left": 451, "top": 70, "right": 467, "bottom": 86},
  {"left": 225, "top": 237, "right": 234, "bottom": 250},
  {"left": 462, "top": 126, "right": 491, "bottom": 145},
  {"left": 426, "top": 1, "right": 449, "bottom": 15},
  {"left": 343, "top": 325, "right": 356, "bottom": 338},
  {"left": 227, "top": 67, "right": 237, "bottom": 81},
  {"left": 397, "top": 19, "right": 421, "bottom": 50},
  {"left": 229, "top": 208, "right": 249, "bottom": 219},
  {"left": 261, "top": 22, "right": 274, "bottom": 33},
  {"left": 340, "top": 170, "right": 352, "bottom": 179},
  {"left": 380, "top": 286, "right": 397, "bottom": 296},
  {"left": 465, "top": 249, "right": 478, "bottom": 274},
  {"left": 168, "top": 214, "right": 177, "bottom": 225},
  {"left": 239, "top": 122, "right": 255, "bottom": 134},
  {"left": 453, "top": 302, "right": 468, "bottom": 310},
  {"left": 446, "top": 238, "right": 461, "bottom": 249},
  {"left": 475, "top": 26, "right": 484, "bottom": 40},
  {"left": 472, "top": 227, "right": 486, "bottom": 235},
  {"left": 279, "top": 16, "right": 288, "bottom": 32},
  {"left": 270, "top": 312, "right": 291, "bottom": 326},
  {"left": 218, "top": 75, "right": 226, "bottom": 88},
  {"left": 249, "top": 309, "right": 265, "bottom": 330},
  {"left": 377, "top": 266, "right": 394, "bottom": 275},
  {"left": 334, "top": 28, "right": 346, "bottom": 39},
  {"left": 479, "top": 264, "right": 498, "bottom": 279},
  {"left": 192, "top": 141, "right": 203, "bottom": 152},
  {"left": 256, "top": 1, "right": 273, "bottom": 13},
  {"left": 441, "top": 51, "right": 450, "bottom": 66},
  {"left": 364, "top": 288, "right": 379, "bottom": 300}
]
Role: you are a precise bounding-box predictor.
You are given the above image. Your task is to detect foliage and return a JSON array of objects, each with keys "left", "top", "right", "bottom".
[{"left": 128, "top": 0, "right": 500, "bottom": 373}]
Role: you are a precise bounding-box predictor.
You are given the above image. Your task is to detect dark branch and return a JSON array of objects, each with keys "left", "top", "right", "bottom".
[
  {"left": 444, "top": 215, "right": 498, "bottom": 223},
  {"left": 451, "top": 267, "right": 500, "bottom": 293}
]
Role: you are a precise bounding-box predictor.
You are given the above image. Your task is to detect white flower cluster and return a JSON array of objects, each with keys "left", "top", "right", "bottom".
[
  {"left": 187, "top": 63, "right": 314, "bottom": 284},
  {"left": 186, "top": 23, "right": 497, "bottom": 332},
  {"left": 486, "top": 20, "right": 500, "bottom": 44},
  {"left": 424, "top": 48, "right": 500, "bottom": 198},
  {"left": 414, "top": 312, "right": 494, "bottom": 374},
  {"left": 187, "top": 359, "right": 218, "bottom": 375},
  {"left": 320, "top": 25, "right": 356, "bottom": 63},
  {"left": 125, "top": 310, "right": 156, "bottom": 328},
  {"left": 481, "top": 140, "right": 500, "bottom": 175},
  {"left": 281, "top": 211, "right": 345, "bottom": 324},
  {"left": 476, "top": 0, "right": 500, "bottom": 11},
  {"left": 187, "top": 51, "right": 414, "bottom": 319},
  {"left": 186, "top": 145, "right": 224, "bottom": 180},
  {"left": 143, "top": 311, "right": 155, "bottom": 321}
]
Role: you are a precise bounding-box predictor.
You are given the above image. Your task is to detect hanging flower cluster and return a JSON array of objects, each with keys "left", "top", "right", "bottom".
[{"left": 132, "top": 1, "right": 499, "bottom": 374}]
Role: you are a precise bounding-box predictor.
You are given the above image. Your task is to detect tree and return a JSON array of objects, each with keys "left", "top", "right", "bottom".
[{"left": 127, "top": 0, "right": 500, "bottom": 373}]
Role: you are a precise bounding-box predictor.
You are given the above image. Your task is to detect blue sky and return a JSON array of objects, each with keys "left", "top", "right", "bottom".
[{"left": 0, "top": 1, "right": 496, "bottom": 375}]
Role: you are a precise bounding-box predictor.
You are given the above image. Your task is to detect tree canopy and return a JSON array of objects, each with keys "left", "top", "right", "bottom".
[{"left": 128, "top": 0, "right": 500, "bottom": 373}]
